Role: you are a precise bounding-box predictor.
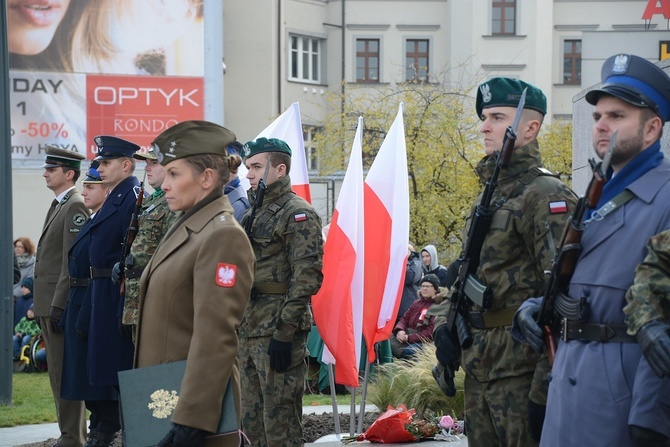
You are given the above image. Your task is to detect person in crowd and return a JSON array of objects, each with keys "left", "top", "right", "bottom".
[
  {"left": 14, "top": 304, "right": 41, "bottom": 361},
  {"left": 135, "top": 120, "right": 254, "bottom": 447},
  {"left": 398, "top": 243, "right": 423, "bottom": 319},
  {"left": 13, "top": 237, "right": 35, "bottom": 301},
  {"left": 223, "top": 141, "right": 251, "bottom": 223},
  {"left": 61, "top": 161, "right": 118, "bottom": 447},
  {"left": 14, "top": 277, "right": 34, "bottom": 329},
  {"left": 113, "top": 148, "right": 176, "bottom": 343},
  {"left": 390, "top": 274, "right": 440, "bottom": 359},
  {"left": 238, "top": 137, "right": 324, "bottom": 447},
  {"left": 514, "top": 54, "right": 670, "bottom": 447},
  {"left": 420, "top": 244, "right": 449, "bottom": 286},
  {"left": 87, "top": 136, "right": 141, "bottom": 445},
  {"left": 34, "top": 146, "right": 89, "bottom": 447},
  {"left": 433, "top": 77, "right": 577, "bottom": 447}
]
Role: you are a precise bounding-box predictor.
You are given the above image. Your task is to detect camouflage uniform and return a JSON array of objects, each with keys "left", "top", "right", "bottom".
[
  {"left": 122, "top": 188, "right": 176, "bottom": 340},
  {"left": 238, "top": 175, "right": 324, "bottom": 447},
  {"left": 433, "top": 140, "right": 577, "bottom": 447},
  {"left": 625, "top": 229, "right": 670, "bottom": 332}
]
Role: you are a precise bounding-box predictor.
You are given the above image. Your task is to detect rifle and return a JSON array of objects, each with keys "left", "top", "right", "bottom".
[
  {"left": 536, "top": 131, "right": 615, "bottom": 364},
  {"left": 433, "top": 88, "right": 527, "bottom": 397},
  {"left": 120, "top": 172, "right": 146, "bottom": 296},
  {"left": 244, "top": 160, "right": 270, "bottom": 237}
]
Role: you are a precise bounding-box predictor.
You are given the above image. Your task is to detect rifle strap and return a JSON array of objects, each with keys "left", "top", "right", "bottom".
[
  {"left": 252, "top": 194, "right": 292, "bottom": 230},
  {"left": 468, "top": 307, "right": 518, "bottom": 329},
  {"left": 584, "top": 189, "right": 634, "bottom": 225}
]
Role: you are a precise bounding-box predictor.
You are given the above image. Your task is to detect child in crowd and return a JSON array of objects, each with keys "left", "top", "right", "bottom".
[{"left": 13, "top": 304, "right": 41, "bottom": 361}]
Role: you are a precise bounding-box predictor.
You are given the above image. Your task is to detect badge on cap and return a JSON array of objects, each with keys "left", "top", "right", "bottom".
[
  {"left": 480, "top": 83, "right": 492, "bottom": 104},
  {"left": 216, "top": 263, "right": 237, "bottom": 287},
  {"left": 612, "top": 54, "right": 630, "bottom": 75}
]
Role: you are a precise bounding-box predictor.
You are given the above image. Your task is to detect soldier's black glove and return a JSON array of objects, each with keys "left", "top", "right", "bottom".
[
  {"left": 516, "top": 304, "right": 544, "bottom": 354},
  {"left": 118, "top": 319, "right": 133, "bottom": 341},
  {"left": 267, "top": 338, "right": 292, "bottom": 372},
  {"left": 433, "top": 325, "right": 460, "bottom": 367},
  {"left": 157, "top": 423, "right": 208, "bottom": 447},
  {"left": 112, "top": 262, "right": 122, "bottom": 285},
  {"left": 527, "top": 400, "right": 546, "bottom": 442},
  {"left": 636, "top": 319, "right": 670, "bottom": 378},
  {"left": 49, "top": 306, "right": 64, "bottom": 334}
]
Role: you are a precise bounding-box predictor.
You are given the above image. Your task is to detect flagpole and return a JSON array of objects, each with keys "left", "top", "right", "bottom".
[
  {"left": 327, "top": 364, "right": 342, "bottom": 438},
  {"left": 358, "top": 360, "right": 371, "bottom": 433}
]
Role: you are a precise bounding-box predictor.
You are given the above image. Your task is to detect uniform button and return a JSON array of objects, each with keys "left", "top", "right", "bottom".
[
  {"left": 582, "top": 287, "right": 590, "bottom": 297},
  {"left": 569, "top": 377, "right": 576, "bottom": 385}
]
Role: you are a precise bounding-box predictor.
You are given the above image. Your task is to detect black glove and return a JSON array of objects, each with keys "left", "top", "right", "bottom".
[
  {"left": 49, "top": 306, "right": 64, "bottom": 334},
  {"left": 433, "top": 325, "right": 460, "bottom": 367},
  {"left": 636, "top": 320, "right": 670, "bottom": 378},
  {"left": 157, "top": 423, "right": 208, "bottom": 447},
  {"left": 119, "top": 320, "right": 134, "bottom": 341},
  {"left": 528, "top": 400, "right": 546, "bottom": 442},
  {"left": 112, "top": 262, "right": 122, "bottom": 285},
  {"left": 267, "top": 338, "right": 292, "bottom": 372},
  {"left": 516, "top": 304, "right": 544, "bottom": 353}
]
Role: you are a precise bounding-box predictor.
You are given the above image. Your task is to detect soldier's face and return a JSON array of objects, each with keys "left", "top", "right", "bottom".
[
  {"left": 480, "top": 106, "right": 516, "bottom": 156},
  {"left": 43, "top": 166, "right": 70, "bottom": 193},
  {"left": 145, "top": 159, "right": 166, "bottom": 190},
  {"left": 162, "top": 159, "right": 209, "bottom": 212},
  {"left": 244, "top": 153, "right": 283, "bottom": 190},
  {"left": 97, "top": 158, "right": 127, "bottom": 188},
  {"left": 82, "top": 183, "right": 108, "bottom": 212}
]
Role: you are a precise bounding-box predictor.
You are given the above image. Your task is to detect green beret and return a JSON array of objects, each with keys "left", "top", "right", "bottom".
[
  {"left": 476, "top": 77, "right": 547, "bottom": 118},
  {"left": 242, "top": 137, "right": 292, "bottom": 159},
  {"left": 43, "top": 146, "right": 85, "bottom": 169},
  {"left": 151, "top": 120, "right": 237, "bottom": 166}
]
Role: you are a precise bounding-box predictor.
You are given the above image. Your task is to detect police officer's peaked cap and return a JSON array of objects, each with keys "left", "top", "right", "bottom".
[
  {"left": 242, "top": 137, "right": 292, "bottom": 159},
  {"left": 151, "top": 120, "right": 237, "bottom": 166},
  {"left": 93, "top": 136, "right": 140, "bottom": 160},
  {"left": 585, "top": 54, "right": 670, "bottom": 122},
  {"left": 42, "top": 146, "right": 85, "bottom": 169},
  {"left": 81, "top": 160, "right": 103, "bottom": 184},
  {"left": 476, "top": 77, "right": 547, "bottom": 118},
  {"left": 133, "top": 148, "right": 158, "bottom": 161}
]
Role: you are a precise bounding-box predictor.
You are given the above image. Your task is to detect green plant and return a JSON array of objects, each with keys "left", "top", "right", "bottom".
[
  {"left": 365, "top": 344, "right": 465, "bottom": 419},
  {"left": 0, "top": 372, "right": 56, "bottom": 427}
]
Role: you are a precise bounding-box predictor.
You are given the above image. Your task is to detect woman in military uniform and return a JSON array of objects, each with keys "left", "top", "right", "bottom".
[{"left": 134, "top": 120, "right": 255, "bottom": 447}]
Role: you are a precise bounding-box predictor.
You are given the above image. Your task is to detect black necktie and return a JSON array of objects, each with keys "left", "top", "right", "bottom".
[{"left": 44, "top": 199, "right": 59, "bottom": 225}]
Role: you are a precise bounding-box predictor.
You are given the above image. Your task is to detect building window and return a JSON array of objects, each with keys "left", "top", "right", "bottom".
[
  {"left": 492, "top": 0, "right": 516, "bottom": 35},
  {"left": 290, "top": 34, "right": 321, "bottom": 83},
  {"left": 406, "top": 39, "right": 429, "bottom": 82},
  {"left": 356, "top": 39, "right": 380, "bottom": 83},
  {"left": 563, "top": 40, "right": 582, "bottom": 85},
  {"left": 304, "top": 126, "right": 319, "bottom": 171}
]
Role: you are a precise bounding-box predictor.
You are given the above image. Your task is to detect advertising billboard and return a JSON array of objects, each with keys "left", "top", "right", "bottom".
[{"left": 7, "top": 0, "right": 207, "bottom": 162}]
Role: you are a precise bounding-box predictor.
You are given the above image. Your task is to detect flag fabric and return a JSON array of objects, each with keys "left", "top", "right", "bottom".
[
  {"left": 253, "top": 102, "right": 312, "bottom": 202},
  {"left": 311, "top": 117, "right": 365, "bottom": 387},
  {"left": 362, "top": 104, "right": 410, "bottom": 363}
]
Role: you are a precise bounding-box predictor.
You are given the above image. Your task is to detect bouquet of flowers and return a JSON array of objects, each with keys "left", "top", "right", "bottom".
[{"left": 342, "top": 405, "right": 463, "bottom": 444}]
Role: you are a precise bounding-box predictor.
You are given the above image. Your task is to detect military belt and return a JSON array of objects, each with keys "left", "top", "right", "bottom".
[
  {"left": 561, "top": 320, "right": 636, "bottom": 343},
  {"left": 69, "top": 277, "right": 90, "bottom": 287},
  {"left": 125, "top": 267, "right": 145, "bottom": 279},
  {"left": 90, "top": 267, "right": 113, "bottom": 278},
  {"left": 250, "top": 282, "right": 290, "bottom": 300},
  {"left": 468, "top": 307, "right": 517, "bottom": 329}
]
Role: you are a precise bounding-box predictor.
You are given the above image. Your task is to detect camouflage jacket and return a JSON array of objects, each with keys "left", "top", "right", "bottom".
[
  {"left": 625, "top": 228, "right": 670, "bottom": 333},
  {"left": 433, "top": 140, "right": 577, "bottom": 399},
  {"left": 238, "top": 175, "right": 324, "bottom": 341},
  {"left": 122, "top": 189, "right": 177, "bottom": 324}
]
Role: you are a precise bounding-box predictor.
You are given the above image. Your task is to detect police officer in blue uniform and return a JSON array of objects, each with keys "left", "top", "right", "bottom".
[{"left": 87, "top": 136, "right": 141, "bottom": 446}]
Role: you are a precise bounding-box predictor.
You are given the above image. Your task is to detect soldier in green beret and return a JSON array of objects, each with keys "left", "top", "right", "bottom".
[
  {"left": 238, "top": 137, "right": 324, "bottom": 447},
  {"left": 432, "top": 77, "right": 577, "bottom": 447}
]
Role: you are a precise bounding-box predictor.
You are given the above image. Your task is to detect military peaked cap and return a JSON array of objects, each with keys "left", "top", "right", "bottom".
[
  {"left": 151, "top": 120, "right": 237, "bottom": 166},
  {"left": 476, "top": 77, "right": 547, "bottom": 118},
  {"left": 42, "top": 146, "right": 85, "bottom": 169},
  {"left": 81, "top": 160, "right": 103, "bottom": 183},
  {"left": 242, "top": 137, "right": 292, "bottom": 159},
  {"left": 585, "top": 53, "right": 670, "bottom": 122},
  {"left": 94, "top": 136, "right": 140, "bottom": 160}
]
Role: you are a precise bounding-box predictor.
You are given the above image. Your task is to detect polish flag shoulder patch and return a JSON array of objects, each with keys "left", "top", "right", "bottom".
[
  {"left": 216, "top": 263, "right": 237, "bottom": 287},
  {"left": 549, "top": 200, "right": 568, "bottom": 214},
  {"left": 294, "top": 212, "right": 307, "bottom": 222}
]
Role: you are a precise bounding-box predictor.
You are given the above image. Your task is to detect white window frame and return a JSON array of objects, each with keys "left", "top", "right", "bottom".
[
  {"left": 289, "top": 34, "right": 322, "bottom": 84},
  {"left": 304, "top": 126, "right": 319, "bottom": 172}
]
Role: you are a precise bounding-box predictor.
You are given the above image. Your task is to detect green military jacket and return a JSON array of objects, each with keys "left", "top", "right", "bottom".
[
  {"left": 238, "top": 175, "right": 324, "bottom": 342},
  {"left": 122, "top": 188, "right": 177, "bottom": 325},
  {"left": 433, "top": 140, "right": 577, "bottom": 402},
  {"left": 625, "top": 228, "right": 670, "bottom": 334}
]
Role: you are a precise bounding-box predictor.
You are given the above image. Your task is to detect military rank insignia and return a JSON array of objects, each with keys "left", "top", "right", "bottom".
[{"left": 216, "top": 263, "right": 237, "bottom": 287}]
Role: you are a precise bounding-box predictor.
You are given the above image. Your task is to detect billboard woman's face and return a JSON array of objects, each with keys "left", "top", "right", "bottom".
[{"left": 7, "top": 0, "right": 72, "bottom": 55}]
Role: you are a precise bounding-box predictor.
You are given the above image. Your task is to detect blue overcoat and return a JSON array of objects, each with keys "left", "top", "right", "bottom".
[{"left": 88, "top": 176, "right": 139, "bottom": 386}]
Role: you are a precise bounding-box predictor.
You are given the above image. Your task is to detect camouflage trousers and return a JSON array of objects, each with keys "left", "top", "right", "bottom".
[
  {"left": 464, "top": 372, "right": 538, "bottom": 447},
  {"left": 238, "top": 333, "right": 308, "bottom": 447}
]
